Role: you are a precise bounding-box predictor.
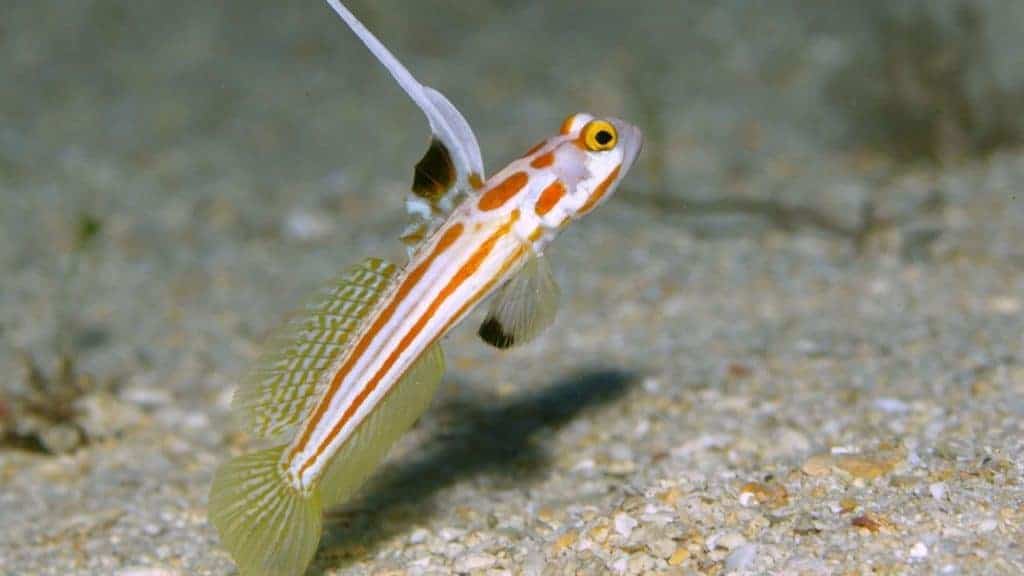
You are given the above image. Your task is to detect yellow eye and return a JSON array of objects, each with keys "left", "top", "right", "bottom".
[{"left": 581, "top": 120, "right": 618, "bottom": 151}]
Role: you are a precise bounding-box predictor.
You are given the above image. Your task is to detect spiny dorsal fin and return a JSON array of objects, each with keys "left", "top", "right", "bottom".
[
  {"left": 324, "top": 0, "right": 485, "bottom": 252},
  {"left": 478, "top": 254, "right": 560, "bottom": 349},
  {"left": 412, "top": 138, "right": 457, "bottom": 203},
  {"left": 233, "top": 257, "right": 398, "bottom": 439},
  {"left": 319, "top": 341, "right": 444, "bottom": 507}
]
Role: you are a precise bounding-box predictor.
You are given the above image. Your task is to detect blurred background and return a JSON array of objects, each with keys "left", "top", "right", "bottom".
[{"left": 1, "top": 1, "right": 1022, "bottom": 574}]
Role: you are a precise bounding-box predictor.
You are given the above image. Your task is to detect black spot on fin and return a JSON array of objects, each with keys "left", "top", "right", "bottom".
[
  {"left": 478, "top": 316, "right": 515, "bottom": 349},
  {"left": 412, "top": 138, "right": 456, "bottom": 201}
]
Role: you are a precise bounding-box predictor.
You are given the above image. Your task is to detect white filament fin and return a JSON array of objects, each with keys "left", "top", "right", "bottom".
[
  {"left": 325, "top": 0, "right": 485, "bottom": 227},
  {"left": 478, "top": 254, "right": 560, "bottom": 349},
  {"left": 233, "top": 258, "right": 398, "bottom": 439},
  {"left": 320, "top": 343, "right": 445, "bottom": 507}
]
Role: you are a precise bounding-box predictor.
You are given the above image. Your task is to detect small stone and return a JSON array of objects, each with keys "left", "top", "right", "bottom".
[
  {"left": 988, "top": 296, "right": 1020, "bottom": 315},
  {"left": 873, "top": 397, "right": 909, "bottom": 414},
  {"left": 40, "top": 423, "right": 82, "bottom": 454},
  {"left": 839, "top": 497, "right": 858, "bottom": 514},
  {"left": 116, "top": 569, "right": 183, "bottom": 576},
  {"left": 627, "top": 553, "right": 658, "bottom": 574},
  {"left": 977, "top": 518, "right": 998, "bottom": 532},
  {"left": 614, "top": 513, "right": 638, "bottom": 538},
  {"left": 738, "top": 481, "right": 789, "bottom": 508},
  {"left": 835, "top": 455, "right": 898, "bottom": 480},
  {"left": 715, "top": 532, "right": 747, "bottom": 551},
  {"left": 802, "top": 454, "right": 832, "bottom": 476},
  {"left": 647, "top": 538, "right": 677, "bottom": 559},
  {"left": 120, "top": 385, "right": 173, "bottom": 408},
  {"left": 725, "top": 544, "right": 757, "bottom": 572},
  {"left": 76, "top": 393, "right": 143, "bottom": 441},
  {"left": 929, "top": 482, "right": 946, "bottom": 501},
  {"left": 851, "top": 512, "right": 892, "bottom": 533},
  {"left": 909, "top": 542, "right": 929, "bottom": 559},
  {"left": 667, "top": 547, "right": 690, "bottom": 566},
  {"left": 551, "top": 531, "right": 577, "bottom": 553},
  {"left": 283, "top": 208, "right": 333, "bottom": 241},
  {"left": 658, "top": 487, "right": 681, "bottom": 506},
  {"left": 408, "top": 528, "right": 429, "bottom": 545},
  {"left": 454, "top": 552, "right": 497, "bottom": 572},
  {"left": 438, "top": 527, "right": 466, "bottom": 542}
]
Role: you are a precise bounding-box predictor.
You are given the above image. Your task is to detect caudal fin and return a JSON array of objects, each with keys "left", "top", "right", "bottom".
[{"left": 209, "top": 446, "right": 322, "bottom": 576}]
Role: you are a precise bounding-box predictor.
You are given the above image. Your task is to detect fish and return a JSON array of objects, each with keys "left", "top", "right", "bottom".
[{"left": 208, "top": 1, "right": 643, "bottom": 574}]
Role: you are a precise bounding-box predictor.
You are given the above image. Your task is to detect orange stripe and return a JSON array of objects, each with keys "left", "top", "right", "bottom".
[
  {"left": 300, "top": 213, "right": 520, "bottom": 473},
  {"left": 560, "top": 114, "right": 577, "bottom": 135},
  {"left": 529, "top": 152, "right": 554, "bottom": 169},
  {"left": 578, "top": 165, "right": 621, "bottom": 215},
  {"left": 290, "top": 222, "right": 464, "bottom": 458},
  {"left": 477, "top": 171, "right": 528, "bottom": 211},
  {"left": 329, "top": 244, "right": 528, "bottom": 469},
  {"left": 439, "top": 244, "right": 527, "bottom": 336},
  {"left": 534, "top": 180, "right": 565, "bottom": 216}
]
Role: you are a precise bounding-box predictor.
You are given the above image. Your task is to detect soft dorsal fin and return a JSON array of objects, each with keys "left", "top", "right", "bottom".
[
  {"left": 478, "top": 254, "right": 560, "bottom": 349},
  {"left": 325, "top": 0, "right": 485, "bottom": 249},
  {"left": 233, "top": 257, "right": 398, "bottom": 439}
]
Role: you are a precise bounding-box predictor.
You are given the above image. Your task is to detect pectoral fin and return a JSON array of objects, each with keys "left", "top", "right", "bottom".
[{"left": 478, "top": 254, "right": 560, "bottom": 349}]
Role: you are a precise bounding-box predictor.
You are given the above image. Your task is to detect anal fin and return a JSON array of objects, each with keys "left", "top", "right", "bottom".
[{"left": 320, "top": 342, "right": 445, "bottom": 507}]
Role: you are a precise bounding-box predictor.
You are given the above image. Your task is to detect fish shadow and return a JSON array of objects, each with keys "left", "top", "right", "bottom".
[{"left": 312, "top": 367, "right": 636, "bottom": 571}]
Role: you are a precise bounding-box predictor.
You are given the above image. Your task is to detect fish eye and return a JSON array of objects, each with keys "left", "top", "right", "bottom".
[{"left": 582, "top": 120, "right": 618, "bottom": 151}]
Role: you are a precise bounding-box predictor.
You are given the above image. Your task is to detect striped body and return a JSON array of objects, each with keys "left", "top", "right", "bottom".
[
  {"left": 285, "top": 113, "right": 641, "bottom": 490},
  {"left": 210, "top": 4, "right": 643, "bottom": 573}
]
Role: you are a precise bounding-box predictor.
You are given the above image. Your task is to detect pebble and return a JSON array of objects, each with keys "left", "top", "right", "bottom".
[
  {"left": 283, "top": 208, "right": 333, "bottom": 241},
  {"left": 709, "top": 532, "right": 746, "bottom": 551},
  {"left": 725, "top": 544, "right": 757, "bottom": 572},
  {"left": 454, "top": 552, "right": 497, "bottom": 572},
  {"left": 647, "top": 537, "right": 677, "bottom": 559},
  {"left": 408, "top": 528, "right": 430, "bottom": 545},
  {"left": 667, "top": 547, "right": 690, "bottom": 566},
  {"left": 977, "top": 518, "right": 998, "bottom": 532},
  {"left": 614, "top": 513, "right": 638, "bottom": 538},
  {"left": 929, "top": 482, "right": 947, "bottom": 501},
  {"left": 909, "top": 542, "right": 929, "bottom": 559},
  {"left": 874, "top": 397, "right": 910, "bottom": 414},
  {"left": 115, "top": 569, "right": 183, "bottom": 576}
]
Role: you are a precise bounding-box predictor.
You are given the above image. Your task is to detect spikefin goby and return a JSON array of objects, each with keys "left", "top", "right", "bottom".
[
  {"left": 478, "top": 253, "right": 560, "bottom": 349},
  {"left": 320, "top": 342, "right": 444, "bottom": 507},
  {"left": 208, "top": 445, "right": 323, "bottom": 576},
  {"left": 233, "top": 257, "right": 398, "bottom": 439}
]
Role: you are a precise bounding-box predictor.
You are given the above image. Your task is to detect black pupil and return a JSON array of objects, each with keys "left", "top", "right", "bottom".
[{"left": 595, "top": 130, "right": 613, "bottom": 145}]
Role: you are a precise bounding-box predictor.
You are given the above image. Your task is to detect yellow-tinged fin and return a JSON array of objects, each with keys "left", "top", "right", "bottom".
[
  {"left": 234, "top": 258, "right": 398, "bottom": 439},
  {"left": 321, "top": 342, "right": 444, "bottom": 507},
  {"left": 478, "top": 254, "right": 560, "bottom": 349},
  {"left": 209, "top": 445, "right": 323, "bottom": 576}
]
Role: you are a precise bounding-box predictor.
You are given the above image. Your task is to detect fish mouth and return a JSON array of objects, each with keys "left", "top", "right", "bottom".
[{"left": 610, "top": 118, "right": 644, "bottom": 174}]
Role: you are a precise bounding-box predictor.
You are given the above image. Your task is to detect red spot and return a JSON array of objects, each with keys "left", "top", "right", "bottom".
[
  {"left": 530, "top": 152, "right": 555, "bottom": 169},
  {"left": 534, "top": 181, "right": 566, "bottom": 216}
]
